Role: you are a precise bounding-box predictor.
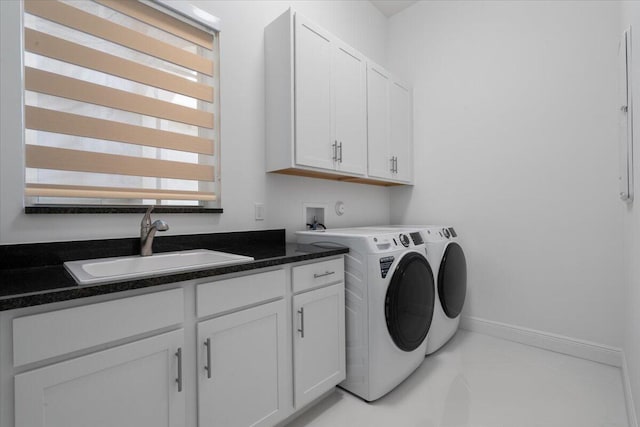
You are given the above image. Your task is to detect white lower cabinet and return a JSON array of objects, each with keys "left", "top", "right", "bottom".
[
  {"left": 14, "top": 329, "right": 185, "bottom": 427},
  {"left": 197, "top": 299, "right": 287, "bottom": 427},
  {"left": 293, "top": 283, "right": 346, "bottom": 409},
  {"left": 7, "top": 259, "right": 345, "bottom": 427}
]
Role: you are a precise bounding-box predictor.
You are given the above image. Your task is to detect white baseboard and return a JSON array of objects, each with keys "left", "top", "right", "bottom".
[
  {"left": 622, "top": 352, "right": 639, "bottom": 427},
  {"left": 460, "top": 315, "right": 623, "bottom": 367},
  {"left": 460, "top": 316, "right": 640, "bottom": 426}
]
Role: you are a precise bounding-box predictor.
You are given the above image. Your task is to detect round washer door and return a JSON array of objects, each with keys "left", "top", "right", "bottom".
[
  {"left": 438, "top": 242, "right": 467, "bottom": 318},
  {"left": 385, "top": 251, "right": 435, "bottom": 352}
]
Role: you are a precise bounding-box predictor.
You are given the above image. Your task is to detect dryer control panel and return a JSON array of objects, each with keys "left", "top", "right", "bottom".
[{"left": 422, "top": 227, "right": 457, "bottom": 241}]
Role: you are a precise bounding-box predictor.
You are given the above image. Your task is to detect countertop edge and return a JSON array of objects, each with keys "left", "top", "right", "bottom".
[{"left": 0, "top": 247, "right": 348, "bottom": 311}]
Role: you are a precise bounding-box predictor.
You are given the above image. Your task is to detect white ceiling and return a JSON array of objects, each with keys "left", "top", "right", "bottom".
[{"left": 369, "top": 0, "right": 419, "bottom": 17}]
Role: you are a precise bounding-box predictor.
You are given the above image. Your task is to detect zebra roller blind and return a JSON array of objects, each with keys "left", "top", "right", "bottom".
[{"left": 23, "top": 0, "right": 219, "bottom": 206}]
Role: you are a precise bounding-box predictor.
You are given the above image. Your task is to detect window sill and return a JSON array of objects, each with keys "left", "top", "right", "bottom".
[{"left": 25, "top": 206, "right": 223, "bottom": 214}]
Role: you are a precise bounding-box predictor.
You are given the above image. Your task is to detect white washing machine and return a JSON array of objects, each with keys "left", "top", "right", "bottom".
[
  {"left": 387, "top": 226, "right": 467, "bottom": 355},
  {"left": 296, "top": 228, "right": 435, "bottom": 401}
]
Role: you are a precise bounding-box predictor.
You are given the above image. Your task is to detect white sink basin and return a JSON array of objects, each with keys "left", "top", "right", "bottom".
[{"left": 64, "top": 249, "right": 254, "bottom": 285}]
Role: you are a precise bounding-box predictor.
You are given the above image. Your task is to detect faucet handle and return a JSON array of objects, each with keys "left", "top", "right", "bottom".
[{"left": 142, "top": 205, "right": 154, "bottom": 227}]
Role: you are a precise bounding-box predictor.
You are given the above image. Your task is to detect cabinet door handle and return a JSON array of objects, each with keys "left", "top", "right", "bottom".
[
  {"left": 390, "top": 156, "right": 395, "bottom": 173},
  {"left": 338, "top": 142, "right": 343, "bottom": 163},
  {"left": 175, "top": 347, "right": 183, "bottom": 392},
  {"left": 313, "top": 270, "right": 335, "bottom": 278},
  {"left": 332, "top": 141, "right": 337, "bottom": 161},
  {"left": 204, "top": 338, "right": 212, "bottom": 379},
  {"left": 297, "top": 307, "right": 305, "bottom": 338}
]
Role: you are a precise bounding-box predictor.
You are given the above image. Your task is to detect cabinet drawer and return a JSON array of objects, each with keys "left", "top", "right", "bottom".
[
  {"left": 197, "top": 269, "right": 285, "bottom": 318},
  {"left": 13, "top": 288, "right": 184, "bottom": 367},
  {"left": 292, "top": 258, "right": 344, "bottom": 294}
]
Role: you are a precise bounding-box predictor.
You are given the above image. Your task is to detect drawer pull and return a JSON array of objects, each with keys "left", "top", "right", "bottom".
[
  {"left": 313, "top": 271, "right": 335, "bottom": 279},
  {"left": 204, "top": 338, "right": 212, "bottom": 379},
  {"left": 298, "top": 307, "right": 305, "bottom": 338},
  {"left": 175, "top": 347, "right": 183, "bottom": 392}
]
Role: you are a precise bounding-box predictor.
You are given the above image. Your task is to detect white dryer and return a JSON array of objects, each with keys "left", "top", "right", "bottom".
[
  {"left": 296, "top": 228, "right": 435, "bottom": 401},
  {"left": 387, "top": 226, "right": 467, "bottom": 355}
]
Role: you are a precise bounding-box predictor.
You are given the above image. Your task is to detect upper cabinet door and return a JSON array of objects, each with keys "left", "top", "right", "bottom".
[
  {"left": 294, "top": 14, "right": 335, "bottom": 171},
  {"left": 333, "top": 42, "right": 367, "bottom": 175},
  {"left": 367, "top": 64, "right": 392, "bottom": 180},
  {"left": 390, "top": 81, "right": 412, "bottom": 183}
]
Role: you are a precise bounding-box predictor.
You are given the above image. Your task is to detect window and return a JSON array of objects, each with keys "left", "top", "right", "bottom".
[{"left": 23, "top": 0, "right": 220, "bottom": 209}]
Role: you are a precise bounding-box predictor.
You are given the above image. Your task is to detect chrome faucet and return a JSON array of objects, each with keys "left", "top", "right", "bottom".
[{"left": 140, "top": 206, "right": 169, "bottom": 257}]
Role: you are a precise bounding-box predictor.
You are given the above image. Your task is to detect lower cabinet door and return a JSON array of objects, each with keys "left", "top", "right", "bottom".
[
  {"left": 197, "top": 299, "right": 287, "bottom": 427},
  {"left": 14, "top": 329, "right": 185, "bottom": 427},
  {"left": 293, "top": 283, "right": 346, "bottom": 409}
]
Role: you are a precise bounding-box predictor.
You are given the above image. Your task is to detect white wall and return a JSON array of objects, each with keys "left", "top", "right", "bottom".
[
  {"left": 388, "top": 1, "right": 626, "bottom": 348},
  {"left": 621, "top": 2, "right": 640, "bottom": 422},
  {"left": 0, "top": 0, "right": 390, "bottom": 244}
]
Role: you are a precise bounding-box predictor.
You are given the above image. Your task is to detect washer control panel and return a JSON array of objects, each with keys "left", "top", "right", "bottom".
[
  {"left": 373, "top": 232, "right": 422, "bottom": 250},
  {"left": 410, "top": 232, "right": 424, "bottom": 245}
]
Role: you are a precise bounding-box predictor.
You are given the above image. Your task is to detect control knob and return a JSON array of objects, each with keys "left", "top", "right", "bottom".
[
  {"left": 443, "top": 228, "right": 450, "bottom": 238},
  {"left": 399, "top": 234, "right": 410, "bottom": 247}
]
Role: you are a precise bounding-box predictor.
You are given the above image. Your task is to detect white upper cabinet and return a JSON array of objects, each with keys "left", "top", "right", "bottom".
[
  {"left": 332, "top": 40, "right": 367, "bottom": 175},
  {"left": 266, "top": 9, "right": 386, "bottom": 184},
  {"left": 367, "top": 64, "right": 392, "bottom": 179},
  {"left": 390, "top": 80, "right": 413, "bottom": 182},
  {"left": 367, "top": 62, "right": 413, "bottom": 183},
  {"left": 294, "top": 15, "right": 335, "bottom": 171}
]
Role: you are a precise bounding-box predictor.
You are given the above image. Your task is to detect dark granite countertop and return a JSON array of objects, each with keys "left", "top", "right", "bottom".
[{"left": 0, "top": 229, "right": 348, "bottom": 311}]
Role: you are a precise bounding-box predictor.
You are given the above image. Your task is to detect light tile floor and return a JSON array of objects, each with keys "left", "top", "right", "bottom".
[{"left": 286, "top": 331, "right": 629, "bottom": 427}]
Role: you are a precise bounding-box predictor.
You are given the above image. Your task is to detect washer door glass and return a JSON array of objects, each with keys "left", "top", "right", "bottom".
[
  {"left": 438, "top": 242, "right": 467, "bottom": 318},
  {"left": 385, "top": 252, "right": 435, "bottom": 352}
]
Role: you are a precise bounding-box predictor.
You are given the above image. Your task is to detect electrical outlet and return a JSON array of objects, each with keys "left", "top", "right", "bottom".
[{"left": 254, "top": 203, "right": 265, "bottom": 221}]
